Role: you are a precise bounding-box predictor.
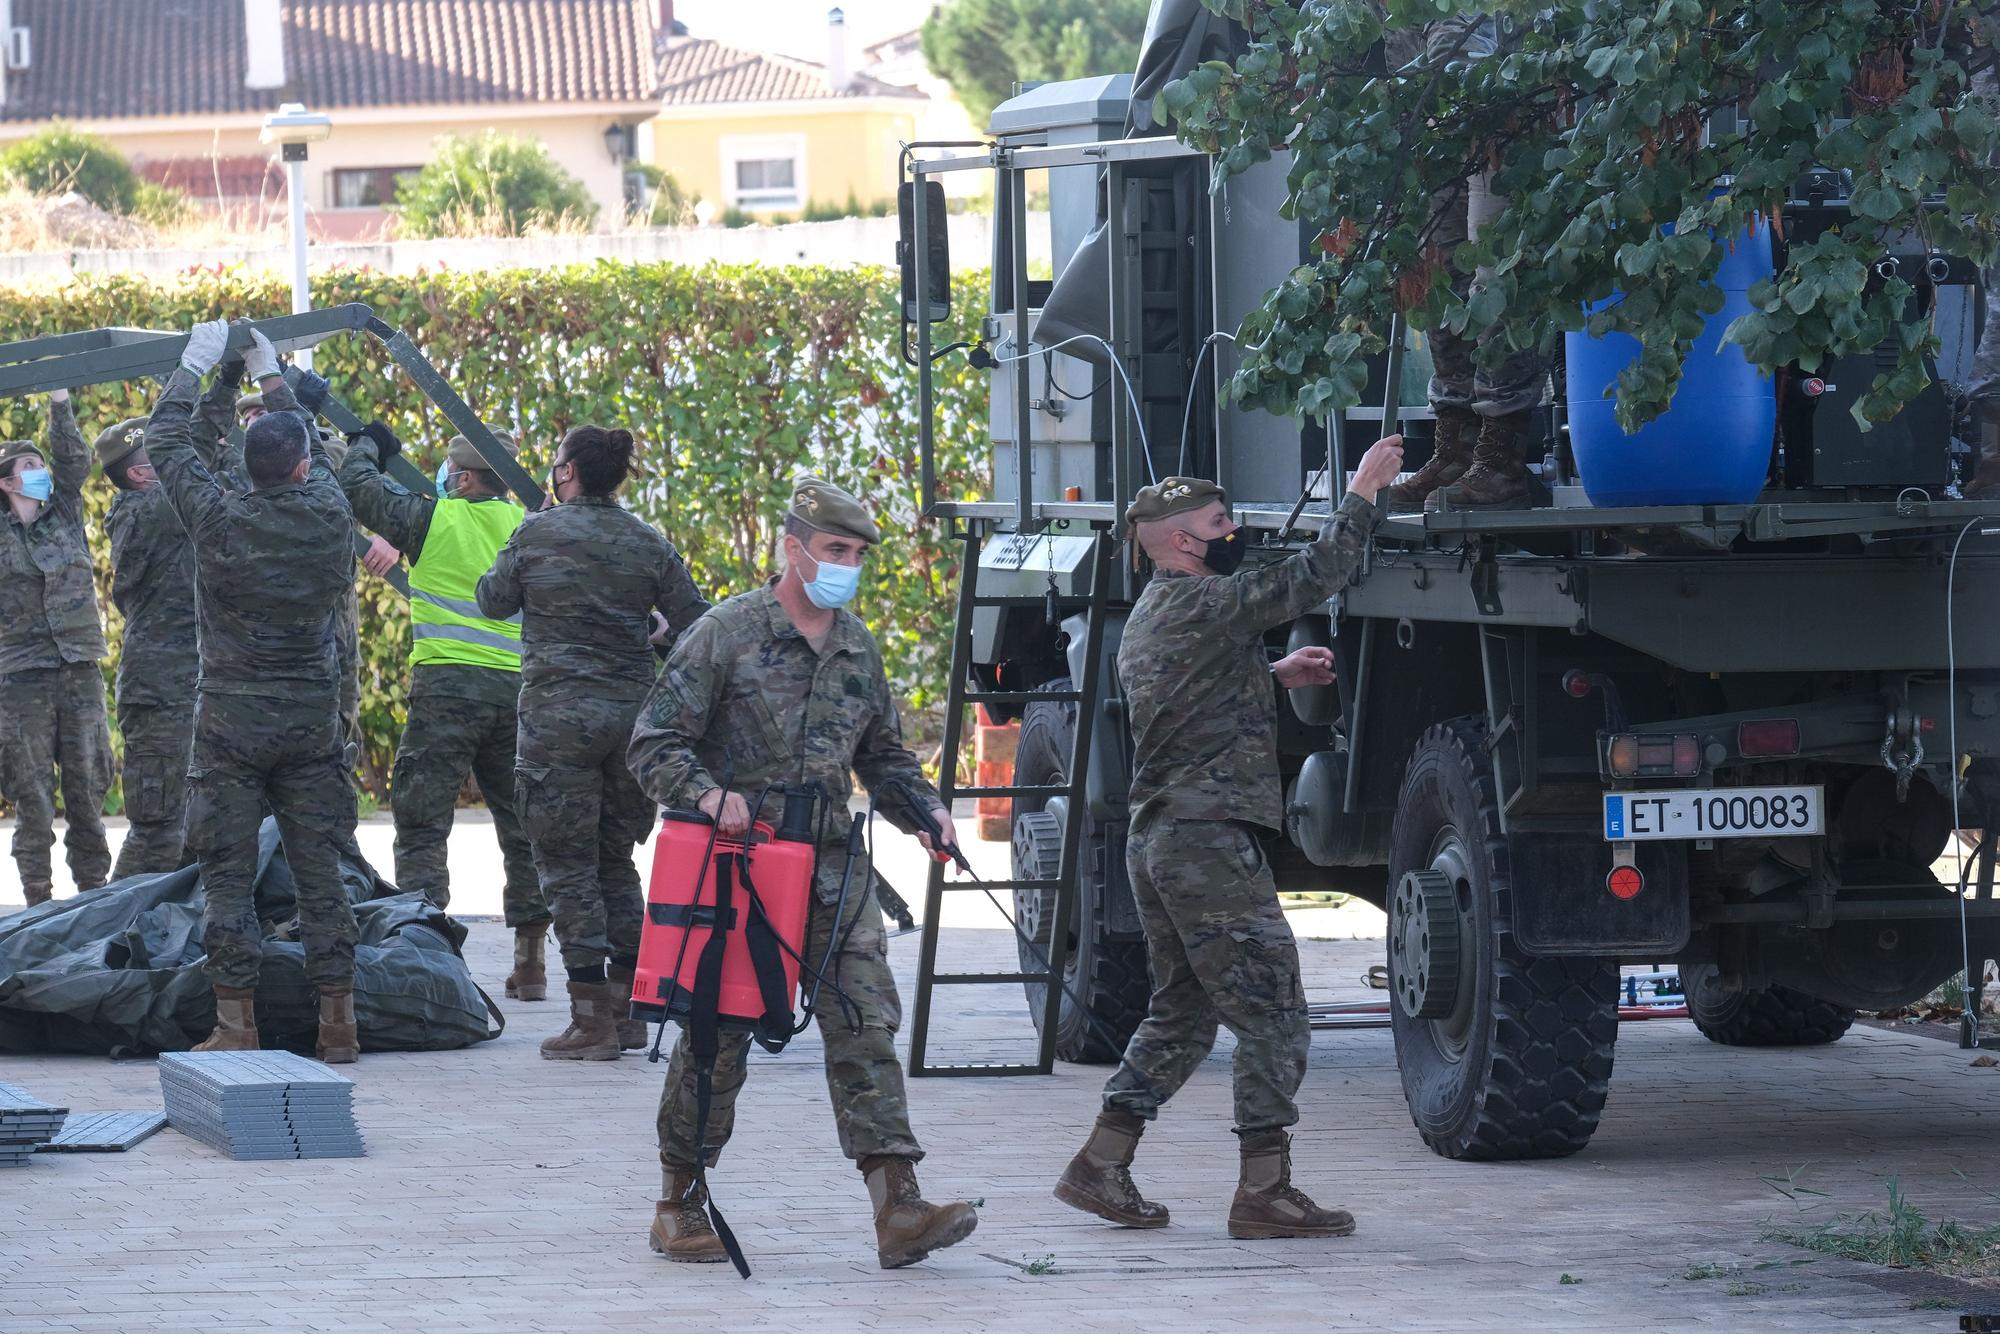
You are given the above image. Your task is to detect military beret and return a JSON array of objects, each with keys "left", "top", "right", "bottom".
[
  {"left": 94, "top": 418, "right": 149, "bottom": 471},
  {"left": 1124, "top": 475, "right": 1227, "bottom": 526},
  {"left": 235, "top": 392, "right": 263, "bottom": 417},
  {"left": 0, "top": 439, "right": 44, "bottom": 474},
  {"left": 447, "top": 429, "right": 517, "bottom": 474},
  {"left": 789, "top": 473, "right": 881, "bottom": 545}
]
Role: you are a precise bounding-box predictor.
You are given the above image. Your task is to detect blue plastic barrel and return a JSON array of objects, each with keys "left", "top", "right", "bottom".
[{"left": 1566, "top": 220, "right": 1776, "bottom": 507}]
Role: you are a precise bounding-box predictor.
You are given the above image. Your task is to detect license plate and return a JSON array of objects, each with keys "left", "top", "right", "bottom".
[{"left": 1603, "top": 786, "right": 1824, "bottom": 842}]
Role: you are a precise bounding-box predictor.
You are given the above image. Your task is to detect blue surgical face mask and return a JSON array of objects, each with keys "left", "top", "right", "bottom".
[
  {"left": 435, "top": 464, "right": 451, "bottom": 499},
  {"left": 798, "top": 543, "right": 862, "bottom": 610},
  {"left": 16, "top": 468, "right": 52, "bottom": 502}
]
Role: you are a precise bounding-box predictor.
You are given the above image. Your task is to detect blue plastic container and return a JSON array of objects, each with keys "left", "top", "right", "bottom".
[{"left": 1566, "top": 220, "right": 1776, "bottom": 507}]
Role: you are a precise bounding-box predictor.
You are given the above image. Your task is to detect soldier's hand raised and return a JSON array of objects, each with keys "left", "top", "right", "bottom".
[
  {"left": 179, "top": 320, "right": 231, "bottom": 377},
  {"left": 698, "top": 787, "right": 752, "bottom": 838},
  {"left": 1351, "top": 433, "right": 1405, "bottom": 499}
]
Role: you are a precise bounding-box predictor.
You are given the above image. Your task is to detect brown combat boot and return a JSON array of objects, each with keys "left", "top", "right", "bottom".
[
  {"left": 1431, "top": 408, "right": 1536, "bottom": 511},
  {"left": 860, "top": 1155, "right": 980, "bottom": 1269},
  {"left": 316, "top": 986, "right": 359, "bottom": 1065},
  {"left": 21, "top": 883, "right": 52, "bottom": 908},
  {"left": 1054, "top": 1109, "right": 1170, "bottom": 1228},
  {"left": 193, "top": 985, "right": 260, "bottom": 1052},
  {"left": 605, "top": 961, "right": 648, "bottom": 1050},
  {"left": 1384, "top": 404, "right": 1478, "bottom": 513},
  {"left": 505, "top": 926, "right": 548, "bottom": 1002},
  {"left": 649, "top": 1169, "right": 728, "bottom": 1263},
  {"left": 540, "top": 979, "right": 621, "bottom": 1061},
  {"left": 1227, "top": 1130, "right": 1355, "bottom": 1240}
]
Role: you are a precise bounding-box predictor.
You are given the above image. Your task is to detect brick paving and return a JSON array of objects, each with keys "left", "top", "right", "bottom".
[{"left": 2, "top": 820, "right": 1998, "bottom": 1330}]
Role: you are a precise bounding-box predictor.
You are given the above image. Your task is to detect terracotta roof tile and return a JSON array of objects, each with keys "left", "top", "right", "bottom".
[
  {"left": 0, "top": 0, "right": 657, "bottom": 123},
  {"left": 655, "top": 36, "right": 924, "bottom": 108}
]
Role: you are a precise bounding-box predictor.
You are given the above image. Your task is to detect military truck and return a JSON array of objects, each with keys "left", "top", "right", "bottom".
[{"left": 893, "top": 61, "right": 2000, "bottom": 1161}]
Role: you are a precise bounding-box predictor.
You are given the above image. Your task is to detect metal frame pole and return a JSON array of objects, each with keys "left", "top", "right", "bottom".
[
  {"left": 915, "top": 162, "right": 936, "bottom": 515},
  {"left": 1010, "top": 164, "right": 1034, "bottom": 532}
]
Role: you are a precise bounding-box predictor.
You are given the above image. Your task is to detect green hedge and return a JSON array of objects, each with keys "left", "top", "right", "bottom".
[{"left": 0, "top": 262, "right": 992, "bottom": 796}]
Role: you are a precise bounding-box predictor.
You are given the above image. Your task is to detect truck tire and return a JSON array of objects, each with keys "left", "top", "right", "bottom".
[
  {"left": 1011, "top": 679, "right": 1151, "bottom": 1064},
  {"left": 1388, "top": 720, "right": 1621, "bottom": 1161},
  {"left": 1685, "top": 964, "right": 1854, "bottom": 1046}
]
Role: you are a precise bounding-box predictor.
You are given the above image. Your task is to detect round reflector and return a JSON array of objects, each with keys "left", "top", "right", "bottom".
[{"left": 1606, "top": 865, "right": 1645, "bottom": 900}]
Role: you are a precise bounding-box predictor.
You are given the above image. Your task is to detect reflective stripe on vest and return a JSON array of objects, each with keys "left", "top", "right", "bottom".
[{"left": 408, "top": 496, "right": 526, "bottom": 672}]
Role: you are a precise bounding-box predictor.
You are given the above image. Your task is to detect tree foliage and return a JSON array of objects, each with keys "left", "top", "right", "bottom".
[
  {"left": 1163, "top": 0, "right": 2000, "bottom": 432},
  {"left": 0, "top": 263, "right": 989, "bottom": 796},
  {"left": 394, "top": 132, "right": 599, "bottom": 239},
  {"left": 922, "top": 0, "right": 1153, "bottom": 125}
]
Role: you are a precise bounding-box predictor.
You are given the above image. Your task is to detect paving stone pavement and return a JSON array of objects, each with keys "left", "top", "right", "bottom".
[{"left": 3, "top": 823, "right": 2000, "bottom": 1331}]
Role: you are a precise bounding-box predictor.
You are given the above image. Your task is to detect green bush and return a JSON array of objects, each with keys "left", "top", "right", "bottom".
[
  {"left": 0, "top": 261, "right": 991, "bottom": 795},
  {"left": 0, "top": 124, "right": 191, "bottom": 223},
  {"left": 394, "top": 132, "right": 599, "bottom": 239}
]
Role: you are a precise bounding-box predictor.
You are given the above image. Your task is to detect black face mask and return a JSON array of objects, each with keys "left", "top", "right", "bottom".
[{"left": 1199, "top": 529, "right": 1244, "bottom": 576}]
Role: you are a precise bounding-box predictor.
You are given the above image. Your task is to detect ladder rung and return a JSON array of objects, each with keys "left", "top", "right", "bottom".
[
  {"left": 932, "top": 971, "right": 1049, "bottom": 985},
  {"left": 970, "top": 595, "right": 1082, "bottom": 607},
  {"left": 913, "top": 1063, "right": 1047, "bottom": 1077},
  {"left": 937, "top": 877, "right": 1064, "bottom": 891},
  {"left": 946, "top": 784, "right": 1071, "bottom": 800},
  {"left": 962, "top": 690, "right": 1083, "bottom": 704}
]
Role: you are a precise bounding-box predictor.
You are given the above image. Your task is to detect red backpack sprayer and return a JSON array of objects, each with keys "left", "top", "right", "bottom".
[{"left": 627, "top": 778, "right": 869, "bottom": 1278}]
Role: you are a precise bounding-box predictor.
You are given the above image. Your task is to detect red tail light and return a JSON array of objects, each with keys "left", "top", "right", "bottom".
[
  {"left": 1737, "top": 720, "right": 1800, "bottom": 757},
  {"left": 1606, "top": 866, "right": 1645, "bottom": 900}
]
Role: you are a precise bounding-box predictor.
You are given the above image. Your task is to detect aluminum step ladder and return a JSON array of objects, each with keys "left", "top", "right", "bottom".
[{"left": 907, "top": 525, "right": 1113, "bottom": 1076}]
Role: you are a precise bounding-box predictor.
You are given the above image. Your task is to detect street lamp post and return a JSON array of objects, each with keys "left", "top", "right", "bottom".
[{"left": 259, "top": 103, "right": 332, "bottom": 369}]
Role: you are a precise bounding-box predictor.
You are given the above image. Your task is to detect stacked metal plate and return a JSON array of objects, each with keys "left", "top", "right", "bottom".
[
  {"left": 0, "top": 1082, "right": 69, "bottom": 1166},
  {"left": 44, "top": 1111, "right": 169, "bottom": 1153},
  {"left": 157, "top": 1052, "right": 363, "bottom": 1161}
]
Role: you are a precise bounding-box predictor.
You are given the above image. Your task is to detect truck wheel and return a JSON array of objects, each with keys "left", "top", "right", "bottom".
[
  {"left": 1388, "top": 720, "right": 1620, "bottom": 1160},
  {"left": 1685, "top": 964, "right": 1854, "bottom": 1046},
  {"left": 1012, "top": 679, "right": 1151, "bottom": 1064}
]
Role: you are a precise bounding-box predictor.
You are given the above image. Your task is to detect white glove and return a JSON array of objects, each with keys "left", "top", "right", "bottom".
[
  {"left": 242, "top": 327, "right": 278, "bottom": 382},
  {"left": 179, "top": 319, "right": 230, "bottom": 377}
]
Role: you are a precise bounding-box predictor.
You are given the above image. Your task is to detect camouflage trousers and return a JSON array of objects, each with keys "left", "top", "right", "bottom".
[
  {"left": 657, "top": 869, "right": 922, "bottom": 1170},
  {"left": 1381, "top": 16, "right": 1545, "bottom": 420},
  {"left": 390, "top": 688, "right": 543, "bottom": 926},
  {"left": 1103, "top": 815, "right": 1310, "bottom": 1135},
  {"left": 112, "top": 697, "right": 196, "bottom": 880},
  {"left": 186, "top": 690, "right": 357, "bottom": 991},
  {"left": 514, "top": 691, "right": 650, "bottom": 974},
  {"left": 0, "top": 664, "right": 113, "bottom": 899}
]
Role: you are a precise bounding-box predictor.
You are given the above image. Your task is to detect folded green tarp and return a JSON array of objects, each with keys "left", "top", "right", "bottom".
[{"left": 0, "top": 819, "right": 501, "bottom": 1057}]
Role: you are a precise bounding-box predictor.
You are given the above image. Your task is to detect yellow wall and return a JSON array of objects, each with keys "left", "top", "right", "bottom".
[{"left": 651, "top": 105, "right": 915, "bottom": 216}]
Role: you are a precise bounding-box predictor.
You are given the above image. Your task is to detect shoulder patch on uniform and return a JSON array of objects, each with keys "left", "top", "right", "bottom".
[
  {"left": 647, "top": 689, "right": 681, "bottom": 729},
  {"left": 383, "top": 479, "right": 412, "bottom": 497},
  {"left": 843, "top": 673, "right": 871, "bottom": 699}
]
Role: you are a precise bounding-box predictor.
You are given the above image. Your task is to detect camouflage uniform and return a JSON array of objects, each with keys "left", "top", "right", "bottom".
[
  {"left": 1965, "top": 63, "right": 2000, "bottom": 497},
  {"left": 0, "top": 398, "right": 113, "bottom": 900},
  {"left": 101, "top": 371, "right": 244, "bottom": 879},
  {"left": 1103, "top": 490, "right": 1379, "bottom": 1134},
  {"left": 1382, "top": 17, "right": 1545, "bottom": 421},
  {"left": 337, "top": 435, "right": 543, "bottom": 924},
  {"left": 629, "top": 581, "right": 943, "bottom": 1170},
  {"left": 147, "top": 370, "right": 358, "bottom": 991},
  {"left": 475, "top": 496, "right": 707, "bottom": 974}
]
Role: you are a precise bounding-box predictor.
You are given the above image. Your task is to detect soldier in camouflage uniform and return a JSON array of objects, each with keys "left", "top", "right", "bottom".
[
  {"left": 95, "top": 367, "right": 247, "bottom": 879},
  {"left": 0, "top": 389, "right": 114, "bottom": 906},
  {"left": 475, "top": 425, "right": 708, "bottom": 1058},
  {"left": 151, "top": 320, "right": 361, "bottom": 1064},
  {"left": 338, "top": 421, "right": 548, "bottom": 998},
  {"left": 1965, "top": 62, "right": 2000, "bottom": 500},
  {"left": 627, "top": 475, "right": 979, "bottom": 1272},
  {"left": 1054, "top": 439, "right": 1403, "bottom": 1242},
  {"left": 1377, "top": 14, "right": 1548, "bottom": 513}
]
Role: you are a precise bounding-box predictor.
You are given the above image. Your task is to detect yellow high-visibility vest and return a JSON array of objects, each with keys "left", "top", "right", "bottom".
[{"left": 407, "top": 497, "right": 525, "bottom": 671}]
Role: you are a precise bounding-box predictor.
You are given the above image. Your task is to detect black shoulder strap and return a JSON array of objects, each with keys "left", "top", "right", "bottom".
[
  {"left": 736, "top": 859, "right": 799, "bottom": 1054},
  {"left": 688, "top": 851, "right": 751, "bottom": 1279}
]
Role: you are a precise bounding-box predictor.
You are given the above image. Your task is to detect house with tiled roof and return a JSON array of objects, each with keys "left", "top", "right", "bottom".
[
  {"left": 0, "top": 0, "right": 665, "bottom": 239},
  {"left": 649, "top": 5, "right": 926, "bottom": 218}
]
